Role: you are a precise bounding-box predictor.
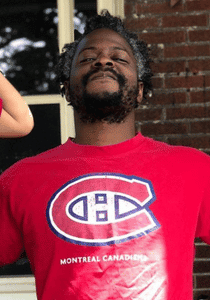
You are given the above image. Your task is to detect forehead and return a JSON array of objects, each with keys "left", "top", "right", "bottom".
[{"left": 74, "top": 28, "right": 135, "bottom": 59}]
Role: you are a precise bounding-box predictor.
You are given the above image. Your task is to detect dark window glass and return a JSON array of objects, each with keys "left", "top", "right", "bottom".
[
  {"left": 0, "top": 252, "right": 32, "bottom": 276},
  {"left": 74, "top": 0, "right": 97, "bottom": 40},
  {"left": 0, "top": 0, "right": 59, "bottom": 95},
  {"left": 0, "top": 104, "right": 61, "bottom": 174}
]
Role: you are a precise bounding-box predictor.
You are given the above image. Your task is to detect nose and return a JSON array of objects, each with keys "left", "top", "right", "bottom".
[{"left": 93, "top": 55, "right": 114, "bottom": 68}]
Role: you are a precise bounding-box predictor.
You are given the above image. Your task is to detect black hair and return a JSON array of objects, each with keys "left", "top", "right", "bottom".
[{"left": 56, "top": 10, "right": 153, "bottom": 100}]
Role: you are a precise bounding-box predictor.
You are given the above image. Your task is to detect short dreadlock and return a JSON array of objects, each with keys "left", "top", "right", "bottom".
[{"left": 56, "top": 10, "right": 153, "bottom": 100}]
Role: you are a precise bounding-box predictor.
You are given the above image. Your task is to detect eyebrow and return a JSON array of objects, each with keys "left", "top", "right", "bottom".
[
  {"left": 78, "top": 46, "right": 130, "bottom": 56},
  {"left": 112, "top": 46, "right": 129, "bottom": 53},
  {"left": 79, "top": 47, "right": 96, "bottom": 55}
]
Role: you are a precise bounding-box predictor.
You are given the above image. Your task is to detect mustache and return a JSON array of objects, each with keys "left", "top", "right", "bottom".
[{"left": 82, "top": 68, "right": 126, "bottom": 88}]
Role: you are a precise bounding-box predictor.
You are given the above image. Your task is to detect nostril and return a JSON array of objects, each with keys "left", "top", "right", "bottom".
[
  {"left": 106, "top": 62, "right": 113, "bottom": 66},
  {"left": 94, "top": 62, "right": 102, "bottom": 67}
]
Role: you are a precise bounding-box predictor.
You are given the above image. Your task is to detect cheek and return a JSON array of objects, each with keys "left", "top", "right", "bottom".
[
  {"left": 120, "top": 66, "right": 137, "bottom": 85},
  {"left": 70, "top": 69, "right": 82, "bottom": 88},
  {"left": 126, "top": 73, "right": 138, "bottom": 88},
  {"left": 70, "top": 65, "right": 89, "bottom": 86}
]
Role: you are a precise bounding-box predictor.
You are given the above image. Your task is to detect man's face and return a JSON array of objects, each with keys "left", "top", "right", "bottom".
[{"left": 66, "top": 28, "right": 143, "bottom": 123}]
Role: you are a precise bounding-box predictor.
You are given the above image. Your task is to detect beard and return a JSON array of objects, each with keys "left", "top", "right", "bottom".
[{"left": 68, "top": 68, "right": 139, "bottom": 124}]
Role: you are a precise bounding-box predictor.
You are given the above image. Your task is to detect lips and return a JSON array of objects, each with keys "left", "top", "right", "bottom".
[{"left": 90, "top": 72, "right": 116, "bottom": 81}]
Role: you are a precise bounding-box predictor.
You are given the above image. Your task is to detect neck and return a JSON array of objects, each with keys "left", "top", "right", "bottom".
[{"left": 73, "top": 111, "right": 136, "bottom": 146}]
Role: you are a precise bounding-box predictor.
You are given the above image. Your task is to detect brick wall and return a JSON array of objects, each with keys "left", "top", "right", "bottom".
[{"left": 124, "top": 0, "right": 210, "bottom": 298}]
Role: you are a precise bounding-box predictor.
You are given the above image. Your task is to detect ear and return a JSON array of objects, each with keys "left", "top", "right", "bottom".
[
  {"left": 137, "top": 82, "right": 144, "bottom": 105},
  {"left": 64, "top": 81, "right": 71, "bottom": 103}
]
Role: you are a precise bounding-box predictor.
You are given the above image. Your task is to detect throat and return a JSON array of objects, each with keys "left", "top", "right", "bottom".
[{"left": 73, "top": 111, "right": 136, "bottom": 146}]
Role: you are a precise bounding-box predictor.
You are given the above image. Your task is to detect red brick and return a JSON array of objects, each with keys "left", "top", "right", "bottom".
[
  {"left": 203, "top": 149, "right": 210, "bottom": 155},
  {"left": 196, "top": 275, "right": 210, "bottom": 288},
  {"left": 139, "top": 31, "right": 185, "bottom": 45},
  {"left": 167, "top": 106, "right": 210, "bottom": 119},
  {"left": 194, "top": 260, "right": 210, "bottom": 273},
  {"left": 191, "top": 121, "right": 210, "bottom": 133},
  {"left": 152, "top": 92, "right": 187, "bottom": 105},
  {"left": 151, "top": 61, "right": 185, "bottom": 74},
  {"left": 152, "top": 77, "right": 163, "bottom": 89},
  {"left": 165, "top": 75, "right": 204, "bottom": 89},
  {"left": 162, "top": 14, "right": 207, "bottom": 28},
  {"left": 193, "top": 275, "right": 195, "bottom": 289},
  {"left": 141, "top": 122, "right": 188, "bottom": 136},
  {"left": 206, "top": 75, "right": 210, "bottom": 87},
  {"left": 168, "top": 136, "right": 210, "bottom": 149},
  {"left": 188, "top": 60, "right": 210, "bottom": 74},
  {"left": 186, "top": 0, "right": 210, "bottom": 11},
  {"left": 195, "top": 238, "right": 203, "bottom": 244},
  {"left": 135, "top": 1, "right": 184, "bottom": 14},
  {"left": 124, "top": 3, "right": 133, "bottom": 16},
  {"left": 164, "top": 45, "right": 210, "bottom": 59},
  {"left": 194, "top": 291, "right": 210, "bottom": 300},
  {"left": 190, "top": 91, "right": 210, "bottom": 103},
  {"left": 189, "top": 30, "right": 210, "bottom": 42},
  {"left": 124, "top": 17, "right": 159, "bottom": 30},
  {"left": 149, "top": 44, "right": 164, "bottom": 59},
  {"left": 195, "top": 244, "right": 210, "bottom": 258},
  {"left": 135, "top": 108, "right": 162, "bottom": 122}
]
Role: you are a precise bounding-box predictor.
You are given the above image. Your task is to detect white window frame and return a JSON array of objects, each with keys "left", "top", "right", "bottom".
[{"left": 0, "top": 0, "right": 124, "bottom": 298}]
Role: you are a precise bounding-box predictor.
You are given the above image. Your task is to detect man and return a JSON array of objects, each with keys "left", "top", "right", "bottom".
[{"left": 0, "top": 11, "right": 210, "bottom": 300}]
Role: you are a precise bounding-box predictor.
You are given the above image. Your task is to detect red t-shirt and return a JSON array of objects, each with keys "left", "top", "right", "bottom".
[
  {"left": 0, "top": 133, "right": 210, "bottom": 300},
  {"left": 0, "top": 98, "right": 2, "bottom": 116}
]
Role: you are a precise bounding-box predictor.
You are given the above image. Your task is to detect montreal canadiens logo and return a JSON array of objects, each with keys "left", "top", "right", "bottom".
[{"left": 46, "top": 173, "right": 160, "bottom": 246}]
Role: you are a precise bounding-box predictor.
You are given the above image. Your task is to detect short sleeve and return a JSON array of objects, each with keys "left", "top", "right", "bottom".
[
  {"left": 0, "top": 164, "right": 24, "bottom": 266},
  {"left": 0, "top": 98, "right": 2, "bottom": 116}
]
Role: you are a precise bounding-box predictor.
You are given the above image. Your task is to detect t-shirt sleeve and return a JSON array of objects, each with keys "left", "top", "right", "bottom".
[
  {"left": 0, "top": 98, "right": 2, "bottom": 116},
  {"left": 0, "top": 164, "right": 24, "bottom": 266},
  {"left": 195, "top": 175, "right": 210, "bottom": 245}
]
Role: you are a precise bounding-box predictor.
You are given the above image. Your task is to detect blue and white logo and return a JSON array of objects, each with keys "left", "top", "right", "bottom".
[{"left": 46, "top": 173, "right": 160, "bottom": 246}]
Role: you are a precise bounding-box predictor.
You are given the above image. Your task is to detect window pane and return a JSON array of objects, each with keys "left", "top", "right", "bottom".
[
  {"left": 0, "top": 252, "right": 32, "bottom": 276},
  {"left": 74, "top": 0, "right": 97, "bottom": 40},
  {"left": 0, "top": 104, "right": 61, "bottom": 174},
  {"left": 0, "top": 0, "right": 59, "bottom": 95}
]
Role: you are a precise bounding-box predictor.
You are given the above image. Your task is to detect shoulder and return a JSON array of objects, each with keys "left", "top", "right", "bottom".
[
  {"left": 143, "top": 136, "right": 210, "bottom": 167},
  {"left": 147, "top": 136, "right": 208, "bottom": 155}
]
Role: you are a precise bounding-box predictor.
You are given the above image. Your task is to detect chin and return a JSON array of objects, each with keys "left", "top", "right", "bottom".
[
  {"left": 69, "top": 83, "right": 138, "bottom": 124},
  {"left": 90, "top": 91, "right": 119, "bottom": 100},
  {"left": 86, "top": 88, "right": 119, "bottom": 98},
  {"left": 83, "top": 90, "right": 122, "bottom": 109}
]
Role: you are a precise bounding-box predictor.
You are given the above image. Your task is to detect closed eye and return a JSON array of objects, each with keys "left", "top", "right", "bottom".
[
  {"left": 112, "top": 57, "right": 128, "bottom": 63},
  {"left": 80, "top": 58, "right": 96, "bottom": 63}
]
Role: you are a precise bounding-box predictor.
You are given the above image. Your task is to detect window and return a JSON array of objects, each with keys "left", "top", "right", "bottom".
[{"left": 0, "top": 0, "right": 124, "bottom": 298}]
